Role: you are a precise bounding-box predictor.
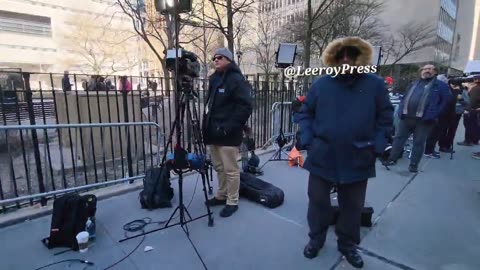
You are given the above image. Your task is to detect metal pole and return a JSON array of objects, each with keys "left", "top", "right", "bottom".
[
  {"left": 0, "top": 175, "right": 145, "bottom": 206},
  {"left": 0, "top": 122, "right": 162, "bottom": 131},
  {"left": 23, "top": 72, "right": 47, "bottom": 206},
  {"left": 121, "top": 77, "right": 134, "bottom": 182}
]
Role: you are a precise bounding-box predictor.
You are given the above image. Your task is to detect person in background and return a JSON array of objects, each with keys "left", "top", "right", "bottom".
[
  {"left": 105, "top": 79, "right": 114, "bottom": 91},
  {"left": 62, "top": 71, "right": 72, "bottom": 92},
  {"left": 458, "top": 78, "right": 480, "bottom": 147},
  {"left": 81, "top": 79, "right": 88, "bottom": 91},
  {"left": 87, "top": 75, "right": 97, "bottom": 91},
  {"left": 437, "top": 80, "right": 466, "bottom": 153},
  {"left": 460, "top": 77, "right": 480, "bottom": 159},
  {"left": 423, "top": 74, "right": 451, "bottom": 158},
  {"left": 96, "top": 76, "right": 107, "bottom": 91},
  {"left": 383, "top": 64, "right": 451, "bottom": 173},
  {"left": 118, "top": 76, "right": 132, "bottom": 92}
]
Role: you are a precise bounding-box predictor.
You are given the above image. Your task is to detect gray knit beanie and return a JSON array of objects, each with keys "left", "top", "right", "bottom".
[
  {"left": 214, "top": 48, "right": 233, "bottom": 62},
  {"left": 437, "top": 74, "right": 448, "bottom": 83}
]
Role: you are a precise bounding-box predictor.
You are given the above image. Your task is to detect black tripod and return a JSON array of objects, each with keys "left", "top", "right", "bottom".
[
  {"left": 161, "top": 85, "right": 215, "bottom": 232},
  {"left": 260, "top": 69, "right": 293, "bottom": 169},
  {"left": 119, "top": 83, "right": 214, "bottom": 268}
]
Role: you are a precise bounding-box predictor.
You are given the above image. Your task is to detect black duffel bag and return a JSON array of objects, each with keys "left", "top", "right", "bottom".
[{"left": 239, "top": 172, "right": 284, "bottom": 208}]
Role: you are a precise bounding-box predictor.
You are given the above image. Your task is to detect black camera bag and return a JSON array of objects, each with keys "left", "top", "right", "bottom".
[
  {"left": 239, "top": 172, "right": 284, "bottom": 208},
  {"left": 139, "top": 165, "right": 174, "bottom": 210},
  {"left": 42, "top": 193, "right": 97, "bottom": 250}
]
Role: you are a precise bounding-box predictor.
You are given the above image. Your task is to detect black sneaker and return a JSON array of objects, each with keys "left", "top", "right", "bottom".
[
  {"left": 220, "top": 205, "right": 238, "bottom": 217},
  {"left": 424, "top": 152, "right": 440, "bottom": 159},
  {"left": 303, "top": 241, "right": 322, "bottom": 259},
  {"left": 382, "top": 159, "right": 397, "bottom": 166},
  {"left": 439, "top": 147, "right": 454, "bottom": 153},
  {"left": 205, "top": 197, "right": 226, "bottom": 207},
  {"left": 339, "top": 249, "right": 364, "bottom": 268},
  {"left": 458, "top": 141, "right": 473, "bottom": 146},
  {"left": 409, "top": 164, "right": 418, "bottom": 173}
]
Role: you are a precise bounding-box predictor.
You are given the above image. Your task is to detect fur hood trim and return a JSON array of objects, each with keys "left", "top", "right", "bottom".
[{"left": 321, "top": 36, "right": 374, "bottom": 67}]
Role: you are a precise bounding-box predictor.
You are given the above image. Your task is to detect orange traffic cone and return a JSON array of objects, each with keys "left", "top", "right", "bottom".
[{"left": 288, "top": 146, "right": 304, "bottom": 167}]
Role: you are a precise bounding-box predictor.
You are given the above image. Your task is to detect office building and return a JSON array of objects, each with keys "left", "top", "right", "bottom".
[{"left": 0, "top": 0, "right": 144, "bottom": 75}]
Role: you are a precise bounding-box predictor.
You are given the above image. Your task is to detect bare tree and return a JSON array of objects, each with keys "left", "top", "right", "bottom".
[
  {"left": 186, "top": 1, "right": 223, "bottom": 81},
  {"left": 338, "top": 0, "right": 385, "bottom": 43},
  {"left": 60, "top": 13, "right": 138, "bottom": 75},
  {"left": 246, "top": 10, "right": 278, "bottom": 79},
  {"left": 233, "top": 11, "right": 251, "bottom": 62},
  {"left": 190, "top": 0, "right": 255, "bottom": 53},
  {"left": 382, "top": 21, "right": 437, "bottom": 66},
  {"left": 303, "top": 0, "right": 337, "bottom": 68},
  {"left": 284, "top": 0, "right": 385, "bottom": 66},
  {"left": 115, "top": 0, "right": 176, "bottom": 76}
]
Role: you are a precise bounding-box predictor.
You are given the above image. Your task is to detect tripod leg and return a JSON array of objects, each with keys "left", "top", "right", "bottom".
[
  {"left": 205, "top": 162, "right": 213, "bottom": 195},
  {"left": 164, "top": 204, "right": 180, "bottom": 228},
  {"left": 181, "top": 204, "right": 193, "bottom": 236},
  {"left": 201, "top": 171, "right": 214, "bottom": 227}
]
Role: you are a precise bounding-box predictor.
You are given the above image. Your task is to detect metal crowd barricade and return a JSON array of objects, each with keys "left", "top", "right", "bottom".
[
  {"left": 262, "top": 101, "right": 296, "bottom": 150},
  {"left": 0, "top": 122, "right": 163, "bottom": 209}
]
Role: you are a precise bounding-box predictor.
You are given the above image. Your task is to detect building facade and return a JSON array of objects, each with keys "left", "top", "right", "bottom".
[
  {"left": 379, "top": 0, "right": 475, "bottom": 72},
  {"left": 255, "top": 0, "right": 476, "bottom": 73},
  {"left": 468, "top": 0, "right": 480, "bottom": 62},
  {"left": 0, "top": 0, "right": 145, "bottom": 76}
]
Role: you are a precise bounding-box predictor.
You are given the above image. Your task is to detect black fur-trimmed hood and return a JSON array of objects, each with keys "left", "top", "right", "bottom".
[{"left": 321, "top": 36, "right": 374, "bottom": 67}]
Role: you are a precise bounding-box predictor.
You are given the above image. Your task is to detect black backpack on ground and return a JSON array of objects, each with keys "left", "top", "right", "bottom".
[
  {"left": 330, "top": 205, "right": 374, "bottom": 227},
  {"left": 139, "top": 165, "right": 174, "bottom": 209},
  {"left": 42, "top": 193, "right": 97, "bottom": 250},
  {"left": 239, "top": 172, "right": 284, "bottom": 208}
]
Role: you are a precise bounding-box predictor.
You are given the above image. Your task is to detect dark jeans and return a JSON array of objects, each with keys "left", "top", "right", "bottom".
[
  {"left": 307, "top": 174, "right": 367, "bottom": 252},
  {"left": 463, "top": 112, "right": 480, "bottom": 144},
  {"left": 425, "top": 121, "right": 442, "bottom": 154},
  {"left": 438, "top": 114, "right": 462, "bottom": 150},
  {"left": 389, "top": 117, "right": 434, "bottom": 166}
]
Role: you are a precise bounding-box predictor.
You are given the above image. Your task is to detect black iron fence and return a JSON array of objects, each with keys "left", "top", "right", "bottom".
[{"left": 0, "top": 71, "right": 302, "bottom": 212}]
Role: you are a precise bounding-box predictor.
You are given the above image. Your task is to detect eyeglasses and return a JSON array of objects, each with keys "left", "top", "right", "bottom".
[{"left": 212, "top": 56, "right": 224, "bottom": 61}]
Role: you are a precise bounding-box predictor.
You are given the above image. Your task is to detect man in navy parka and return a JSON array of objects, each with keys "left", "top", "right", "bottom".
[{"left": 295, "top": 36, "right": 394, "bottom": 268}]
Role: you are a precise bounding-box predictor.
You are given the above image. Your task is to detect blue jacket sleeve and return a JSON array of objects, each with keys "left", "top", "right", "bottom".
[
  {"left": 295, "top": 87, "right": 318, "bottom": 148},
  {"left": 437, "top": 82, "right": 452, "bottom": 115},
  {"left": 374, "top": 80, "right": 394, "bottom": 154}
]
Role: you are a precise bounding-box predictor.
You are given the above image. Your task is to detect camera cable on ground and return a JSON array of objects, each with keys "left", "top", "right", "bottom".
[{"left": 33, "top": 175, "right": 202, "bottom": 270}]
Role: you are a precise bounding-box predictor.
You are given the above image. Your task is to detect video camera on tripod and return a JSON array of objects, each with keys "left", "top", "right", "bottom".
[
  {"left": 165, "top": 48, "right": 201, "bottom": 93},
  {"left": 448, "top": 74, "right": 480, "bottom": 85}
]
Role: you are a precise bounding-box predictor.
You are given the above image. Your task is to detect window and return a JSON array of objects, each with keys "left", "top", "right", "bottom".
[
  {"left": 437, "top": 21, "right": 453, "bottom": 44},
  {"left": 441, "top": 0, "right": 457, "bottom": 19},
  {"left": 0, "top": 10, "right": 51, "bottom": 37}
]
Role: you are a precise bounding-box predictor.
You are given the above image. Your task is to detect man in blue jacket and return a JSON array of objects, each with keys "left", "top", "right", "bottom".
[
  {"left": 295, "top": 37, "right": 394, "bottom": 268},
  {"left": 383, "top": 64, "right": 451, "bottom": 172}
]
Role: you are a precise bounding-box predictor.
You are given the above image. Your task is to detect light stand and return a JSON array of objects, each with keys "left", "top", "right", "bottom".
[
  {"left": 260, "top": 43, "right": 297, "bottom": 169},
  {"left": 120, "top": 2, "right": 212, "bottom": 269}
]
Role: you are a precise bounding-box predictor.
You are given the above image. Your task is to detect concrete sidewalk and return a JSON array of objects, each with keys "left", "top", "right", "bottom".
[{"left": 0, "top": 138, "right": 479, "bottom": 270}]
